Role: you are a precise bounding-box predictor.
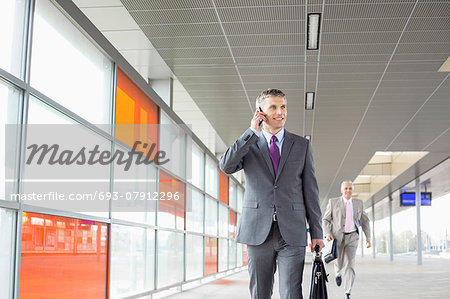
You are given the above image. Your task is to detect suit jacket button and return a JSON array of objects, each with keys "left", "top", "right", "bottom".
[{"left": 274, "top": 186, "right": 279, "bottom": 189}]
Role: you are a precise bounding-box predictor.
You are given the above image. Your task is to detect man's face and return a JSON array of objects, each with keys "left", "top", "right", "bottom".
[
  {"left": 261, "top": 96, "right": 287, "bottom": 131},
  {"left": 341, "top": 183, "right": 353, "bottom": 200}
]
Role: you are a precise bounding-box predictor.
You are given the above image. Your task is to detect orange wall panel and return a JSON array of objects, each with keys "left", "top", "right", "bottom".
[
  {"left": 115, "top": 68, "right": 159, "bottom": 158},
  {"left": 20, "top": 212, "right": 108, "bottom": 299},
  {"left": 219, "top": 171, "right": 229, "bottom": 205}
]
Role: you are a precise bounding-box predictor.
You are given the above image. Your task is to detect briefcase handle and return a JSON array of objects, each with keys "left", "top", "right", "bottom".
[{"left": 314, "top": 245, "right": 322, "bottom": 258}]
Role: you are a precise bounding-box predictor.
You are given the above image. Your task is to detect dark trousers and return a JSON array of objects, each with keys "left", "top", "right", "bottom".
[{"left": 247, "top": 222, "right": 306, "bottom": 299}]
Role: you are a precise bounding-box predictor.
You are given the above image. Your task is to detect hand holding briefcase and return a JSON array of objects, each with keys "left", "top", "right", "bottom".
[{"left": 323, "top": 239, "right": 338, "bottom": 263}]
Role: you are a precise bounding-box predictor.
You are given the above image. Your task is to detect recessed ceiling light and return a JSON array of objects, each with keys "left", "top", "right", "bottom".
[
  {"left": 307, "top": 13, "right": 321, "bottom": 50},
  {"left": 438, "top": 56, "right": 450, "bottom": 72},
  {"left": 305, "top": 92, "right": 315, "bottom": 110}
]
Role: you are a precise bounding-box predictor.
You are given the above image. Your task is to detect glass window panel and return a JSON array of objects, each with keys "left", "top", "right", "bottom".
[
  {"left": 20, "top": 212, "right": 108, "bottom": 298},
  {"left": 219, "top": 171, "right": 229, "bottom": 205},
  {"left": 186, "top": 187, "right": 204, "bottom": 234},
  {"left": 115, "top": 68, "right": 159, "bottom": 150},
  {"left": 218, "top": 238, "right": 228, "bottom": 272},
  {"left": 24, "top": 97, "right": 110, "bottom": 218},
  {"left": 191, "top": 143, "right": 204, "bottom": 190},
  {"left": 218, "top": 204, "right": 228, "bottom": 238},
  {"left": 229, "top": 179, "right": 237, "bottom": 210},
  {"left": 0, "top": 0, "right": 27, "bottom": 77},
  {"left": 204, "top": 237, "right": 217, "bottom": 276},
  {"left": 205, "top": 196, "right": 217, "bottom": 236},
  {"left": 31, "top": 0, "right": 113, "bottom": 127},
  {"left": 0, "top": 79, "right": 20, "bottom": 201},
  {"left": 0, "top": 208, "right": 14, "bottom": 298},
  {"left": 112, "top": 143, "right": 157, "bottom": 225},
  {"left": 229, "top": 210, "right": 237, "bottom": 239},
  {"left": 157, "top": 230, "right": 184, "bottom": 288},
  {"left": 160, "top": 112, "right": 186, "bottom": 179},
  {"left": 205, "top": 156, "right": 218, "bottom": 198},
  {"left": 158, "top": 170, "right": 186, "bottom": 230},
  {"left": 110, "top": 225, "right": 155, "bottom": 298},
  {"left": 237, "top": 187, "right": 244, "bottom": 213},
  {"left": 186, "top": 234, "right": 203, "bottom": 280},
  {"left": 228, "top": 240, "right": 236, "bottom": 269},
  {"left": 237, "top": 243, "right": 243, "bottom": 267}
]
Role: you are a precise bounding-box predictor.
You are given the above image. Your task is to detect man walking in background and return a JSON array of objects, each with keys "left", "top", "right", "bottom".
[
  {"left": 323, "top": 181, "right": 371, "bottom": 299},
  {"left": 220, "top": 89, "right": 324, "bottom": 299}
]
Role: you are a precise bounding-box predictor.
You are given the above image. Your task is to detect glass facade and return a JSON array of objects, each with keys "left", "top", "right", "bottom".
[
  {"left": 31, "top": 0, "right": 113, "bottom": 128},
  {"left": 0, "top": 0, "right": 247, "bottom": 298},
  {"left": 0, "top": 79, "right": 20, "bottom": 200},
  {"left": 0, "top": 208, "right": 14, "bottom": 298},
  {"left": 0, "top": 0, "right": 26, "bottom": 78},
  {"left": 110, "top": 225, "right": 155, "bottom": 297}
]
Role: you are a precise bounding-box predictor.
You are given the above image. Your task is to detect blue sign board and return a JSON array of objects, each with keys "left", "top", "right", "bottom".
[{"left": 400, "top": 192, "right": 432, "bottom": 206}]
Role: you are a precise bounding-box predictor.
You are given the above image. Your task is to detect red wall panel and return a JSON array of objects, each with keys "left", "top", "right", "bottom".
[{"left": 20, "top": 212, "right": 108, "bottom": 299}]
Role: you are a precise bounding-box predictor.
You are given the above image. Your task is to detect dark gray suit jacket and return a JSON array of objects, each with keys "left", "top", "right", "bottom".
[{"left": 220, "top": 128, "right": 323, "bottom": 247}]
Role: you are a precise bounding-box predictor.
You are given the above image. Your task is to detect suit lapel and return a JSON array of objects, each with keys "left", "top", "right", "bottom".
[
  {"left": 275, "top": 131, "right": 294, "bottom": 182},
  {"left": 338, "top": 197, "right": 345, "bottom": 219},
  {"left": 256, "top": 134, "right": 276, "bottom": 180}
]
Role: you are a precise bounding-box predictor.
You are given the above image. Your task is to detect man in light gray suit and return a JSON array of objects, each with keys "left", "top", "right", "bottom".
[
  {"left": 220, "top": 89, "right": 324, "bottom": 299},
  {"left": 323, "top": 181, "right": 371, "bottom": 299}
]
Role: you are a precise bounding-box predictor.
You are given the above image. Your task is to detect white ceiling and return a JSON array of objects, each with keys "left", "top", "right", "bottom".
[{"left": 73, "top": 0, "right": 450, "bottom": 209}]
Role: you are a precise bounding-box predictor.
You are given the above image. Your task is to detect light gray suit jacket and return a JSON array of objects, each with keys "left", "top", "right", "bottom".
[
  {"left": 219, "top": 128, "right": 323, "bottom": 247},
  {"left": 322, "top": 197, "right": 371, "bottom": 244}
]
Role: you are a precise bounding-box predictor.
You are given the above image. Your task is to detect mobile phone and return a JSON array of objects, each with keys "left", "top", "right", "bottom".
[{"left": 258, "top": 107, "right": 264, "bottom": 127}]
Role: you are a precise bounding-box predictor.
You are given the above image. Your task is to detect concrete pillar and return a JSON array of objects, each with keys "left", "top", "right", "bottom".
[
  {"left": 389, "top": 194, "right": 394, "bottom": 261},
  {"left": 372, "top": 197, "right": 376, "bottom": 259},
  {"left": 416, "top": 177, "right": 422, "bottom": 265}
]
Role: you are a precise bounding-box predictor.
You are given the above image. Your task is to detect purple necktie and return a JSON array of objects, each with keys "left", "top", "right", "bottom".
[{"left": 270, "top": 135, "right": 280, "bottom": 175}]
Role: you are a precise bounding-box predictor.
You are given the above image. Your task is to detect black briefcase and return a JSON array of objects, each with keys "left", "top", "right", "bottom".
[
  {"left": 323, "top": 239, "right": 338, "bottom": 263},
  {"left": 309, "top": 245, "right": 328, "bottom": 299}
]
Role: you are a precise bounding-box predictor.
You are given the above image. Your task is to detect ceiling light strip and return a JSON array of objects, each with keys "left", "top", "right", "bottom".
[
  {"left": 386, "top": 73, "right": 450, "bottom": 150},
  {"left": 211, "top": 0, "right": 252, "bottom": 112},
  {"left": 310, "top": 0, "right": 326, "bottom": 145},
  {"left": 307, "top": 13, "right": 321, "bottom": 50},
  {"left": 323, "top": 0, "right": 420, "bottom": 201},
  {"left": 305, "top": 92, "right": 315, "bottom": 110}
]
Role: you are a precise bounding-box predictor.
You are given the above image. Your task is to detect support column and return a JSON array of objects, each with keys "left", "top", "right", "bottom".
[
  {"left": 416, "top": 177, "right": 422, "bottom": 265},
  {"left": 372, "top": 197, "right": 376, "bottom": 259},
  {"left": 389, "top": 195, "right": 394, "bottom": 261}
]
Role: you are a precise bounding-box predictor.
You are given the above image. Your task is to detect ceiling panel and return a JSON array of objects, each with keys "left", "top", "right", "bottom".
[
  {"left": 222, "top": 21, "right": 304, "bottom": 35},
  {"left": 216, "top": 6, "right": 304, "bottom": 22},
  {"left": 150, "top": 36, "right": 228, "bottom": 48},
  {"left": 106, "top": 0, "right": 450, "bottom": 208}
]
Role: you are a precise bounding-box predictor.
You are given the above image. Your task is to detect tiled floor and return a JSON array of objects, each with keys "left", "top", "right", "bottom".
[{"left": 165, "top": 255, "right": 450, "bottom": 299}]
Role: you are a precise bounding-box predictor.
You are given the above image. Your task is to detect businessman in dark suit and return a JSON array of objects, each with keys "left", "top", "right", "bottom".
[{"left": 220, "top": 89, "right": 324, "bottom": 299}]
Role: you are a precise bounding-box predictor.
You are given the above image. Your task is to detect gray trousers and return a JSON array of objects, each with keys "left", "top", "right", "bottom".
[
  {"left": 334, "top": 231, "right": 359, "bottom": 294},
  {"left": 247, "top": 222, "right": 306, "bottom": 299}
]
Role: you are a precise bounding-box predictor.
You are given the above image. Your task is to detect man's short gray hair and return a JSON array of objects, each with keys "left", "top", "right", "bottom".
[
  {"left": 341, "top": 181, "right": 354, "bottom": 189},
  {"left": 255, "top": 88, "right": 286, "bottom": 109}
]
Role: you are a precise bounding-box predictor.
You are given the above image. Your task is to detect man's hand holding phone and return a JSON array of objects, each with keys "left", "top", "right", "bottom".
[{"left": 251, "top": 107, "right": 267, "bottom": 133}]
